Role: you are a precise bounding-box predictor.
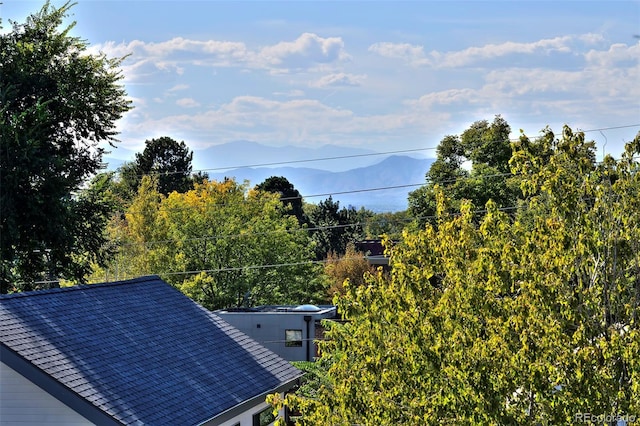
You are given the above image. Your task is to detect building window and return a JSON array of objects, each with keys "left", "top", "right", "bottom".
[
  {"left": 285, "top": 329, "right": 303, "bottom": 347},
  {"left": 253, "top": 406, "right": 276, "bottom": 426}
]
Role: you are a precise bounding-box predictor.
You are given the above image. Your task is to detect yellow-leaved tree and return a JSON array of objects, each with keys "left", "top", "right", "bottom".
[
  {"left": 269, "top": 127, "right": 640, "bottom": 425},
  {"left": 94, "top": 177, "right": 326, "bottom": 309}
]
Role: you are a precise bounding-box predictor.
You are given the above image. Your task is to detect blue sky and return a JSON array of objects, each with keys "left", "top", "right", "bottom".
[{"left": 2, "top": 1, "right": 639, "bottom": 162}]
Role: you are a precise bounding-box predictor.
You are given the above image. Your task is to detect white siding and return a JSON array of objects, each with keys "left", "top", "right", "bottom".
[{"left": 0, "top": 361, "right": 93, "bottom": 426}]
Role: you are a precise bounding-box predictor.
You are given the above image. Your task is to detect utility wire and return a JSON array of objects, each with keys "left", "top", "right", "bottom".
[
  {"left": 47, "top": 188, "right": 633, "bottom": 285},
  {"left": 109, "top": 152, "right": 640, "bottom": 249},
  {"left": 86, "top": 205, "right": 530, "bottom": 283},
  {"left": 109, "top": 202, "right": 520, "bottom": 252},
  {"left": 194, "top": 147, "right": 435, "bottom": 172},
  {"left": 582, "top": 124, "right": 640, "bottom": 133},
  {"left": 110, "top": 123, "right": 640, "bottom": 178},
  {"left": 119, "top": 170, "right": 516, "bottom": 217},
  {"left": 113, "top": 146, "right": 438, "bottom": 178}
]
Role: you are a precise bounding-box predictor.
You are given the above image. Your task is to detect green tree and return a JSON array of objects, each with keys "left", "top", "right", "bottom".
[
  {"left": 269, "top": 127, "right": 640, "bottom": 424},
  {"left": 408, "top": 115, "right": 519, "bottom": 224},
  {"left": 358, "top": 208, "right": 410, "bottom": 240},
  {"left": 94, "top": 178, "right": 326, "bottom": 309},
  {"left": 111, "top": 161, "right": 141, "bottom": 207},
  {"left": 307, "top": 197, "right": 364, "bottom": 259},
  {"left": 0, "top": 2, "right": 131, "bottom": 292},
  {"left": 256, "top": 176, "right": 308, "bottom": 226},
  {"left": 131, "top": 136, "right": 195, "bottom": 196}
]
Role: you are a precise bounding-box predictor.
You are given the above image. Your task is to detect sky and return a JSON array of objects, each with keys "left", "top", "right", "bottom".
[{"left": 2, "top": 0, "right": 640, "bottom": 164}]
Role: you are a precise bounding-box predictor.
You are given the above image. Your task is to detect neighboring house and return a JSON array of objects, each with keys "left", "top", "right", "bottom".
[
  {"left": 356, "top": 240, "right": 391, "bottom": 269},
  {"left": 215, "top": 305, "right": 337, "bottom": 362},
  {"left": 0, "top": 276, "right": 302, "bottom": 426}
]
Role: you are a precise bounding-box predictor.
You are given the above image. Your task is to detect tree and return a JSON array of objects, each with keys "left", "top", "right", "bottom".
[
  {"left": 408, "top": 115, "right": 519, "bottom": 224},
  {"left": 307, "top": 197, "right": 364, "bottom": 259},
  {"left": 358, "top": 208, "right": 410, "bottom": 240},
  {"left": 255, "top": 176, "right": 308, "bottom": 226},
  {"left": 131, "top": 136, "right": 195, "bottom": 196},
  {"left": 323, "top": 243, "right": 375, "bottom": 299},
  {"left": 0, "top": 2, "right": 131, "bottom": 292},
  {"left": 269, "top": 127, "right": 640, "bottom": 424},
  {"left": 111, "top": 161, "right": 141, "bottom": 207},
  {"left": 92, "top": 177, "right": 326, "bottom": 309}
]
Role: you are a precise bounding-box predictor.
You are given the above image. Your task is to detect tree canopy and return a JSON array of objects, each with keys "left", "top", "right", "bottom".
[
  {"left": 92, "top": 177, "right": 326, "bottom": 309},
  {"left": 0, "top": 2, "right": 131, "bottom": 292},
  {"left": 408, "top": 115, "right": 520, "bottom": 224},
  {"left": 131, "top": 136, "right": 196, "bottom": 196},
  {"left": 306, "top": 197, "right": 364, "bottom": 259},
  {"left": 256, "top": 176, "right": 308, "bottom": 226},
  {"left": 270, "top": 127, "right": 640, "bottom": 424}
]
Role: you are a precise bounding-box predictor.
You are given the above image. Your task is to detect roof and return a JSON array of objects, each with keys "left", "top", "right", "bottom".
[
  {"left": 218, "top": 304, "right": 336, "bottom": 316},
  {"left": 0, "top": 276, "right": 302, "bottom": 425}
]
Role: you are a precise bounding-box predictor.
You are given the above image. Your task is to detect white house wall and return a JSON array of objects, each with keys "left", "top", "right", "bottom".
[
  {"left": 217, "top": 312, "right": 315, "bottom": 362},
  {"left": 0, "top": 361, "right": 93, "bottom": 426}
]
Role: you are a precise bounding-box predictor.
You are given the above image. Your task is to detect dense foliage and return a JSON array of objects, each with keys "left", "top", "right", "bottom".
[
  {"left": 306, "top": 196, "right": 364, "bottom": 259},
  {"left": 0, "top": 2, "right": 131, "bottom": 292},
  {"left": 256, "top": 176, "right": 308, "bottom": 226},
  {"left": 131, "top": 136, "right": 197, "bottom": 196},
  {"left": 408, "top": 115, "right": 520, "bottom": 225},
  {"left": 92, "top": 177, "right": 326, "bottom": 309},
  {"left": 269, "top": 127, "right": 640, "bottom": 424},
  {"left": 324, "top": 243, "right": 375, "bottom": 299}
]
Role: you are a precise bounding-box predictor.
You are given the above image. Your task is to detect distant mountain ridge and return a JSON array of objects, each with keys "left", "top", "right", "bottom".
[
  {"left": 104, "top": 141, "right": 434, "bottom": 212},
  {"left": 193, "top": 141, "right": 385, "bottom": 173},
  {"left": 208, "top": 155, "right": 434, "bottom": 212}
]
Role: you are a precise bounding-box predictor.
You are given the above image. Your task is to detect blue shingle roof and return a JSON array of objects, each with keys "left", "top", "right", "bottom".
[{"left": 0, "top": 276, "right": 302, "bottom": 425}]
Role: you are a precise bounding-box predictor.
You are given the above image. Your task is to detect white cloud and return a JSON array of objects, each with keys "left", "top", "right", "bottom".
[
  {"left": 310, "top": 73, "right": 367, "bottom": 88},
  {"left": 273, "top": 89, "right": 305, "bottom": 97},
  {"left": 259, "top": 33, "right": 349, "bottom": 68},
  {"left": 584, "top": 42, "right": 640, "bottom": 67},
  {"left": 369, "top": 34, "right": 605, "bottom": 68},
  {"left": 176, "top": 98, "right": 201, "bottom": 108},
  {"left": 406, "top": 88, "right": 481, "bottom": 108},
  {"left": 107, "top": 29, "right": 636, "bottom": 155},
  {"left": 433, "top": 36, "right": 575, "bottom": 67},
  {"left": 368, "top": 42, "right": 428, "bottom": 65},
  {"left": 122, "top": 95, "right": 449, "bottom": 147},
  {"left": 168, "top": 84, "right": 189, "bottom": 92},
  {"left": 90, "top": 33, "right": 349, "bottom": 80}
]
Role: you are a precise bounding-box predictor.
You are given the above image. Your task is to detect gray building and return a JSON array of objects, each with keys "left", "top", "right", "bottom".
[{"left": 216, "top": 305, "right": 337, "bottom": 362}]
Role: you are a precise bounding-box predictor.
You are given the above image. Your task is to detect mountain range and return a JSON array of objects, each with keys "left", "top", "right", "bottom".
[{"left": 104, "top": 141, "right": 434, "bottom": 212}]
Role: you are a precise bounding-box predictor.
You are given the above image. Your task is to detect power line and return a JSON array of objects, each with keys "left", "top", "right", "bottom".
[
  {"left": 108, "top": 152, "right": 640, "bottom": 249},
  {"left": 281, "top": 172, "right": 514, "bottom": 201},
  {"left": 87, "top": 205, "right": 533, "bottom": 283},
  {"left": 194, "top": 147, "right": 437, "bottom": 172},
  {"left": 44, "top": 182, "right": 637, "bottom": 285},
  {"left": 108, "top": 200, "right": 520, "bottom": 252},
  {"left": 94, "top": 184, "right": 640, "bottom": 282},
  {"left": 106, "top": 170, "right": 518, "bottom": 250},
  {"left": 119, "top": 170, "right": 516, "bottom": 217},
  {"left": 113, "top": 146, "right": 438, "bottom": 178},
  {"left": 582, "top": 124, "right": 640, "bottom": 133},
  {"left": 111, "top": 123, "right": 640, "bottom": 178}
]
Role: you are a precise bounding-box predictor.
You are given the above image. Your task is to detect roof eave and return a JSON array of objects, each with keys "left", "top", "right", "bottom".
[{"left": 197, "top": 374, "right": 303, "bottom": 426}]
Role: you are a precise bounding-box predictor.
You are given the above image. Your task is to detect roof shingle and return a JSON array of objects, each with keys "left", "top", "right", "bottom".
[{"left": 0, "top": 276, "right": 301, "bottom": 425}]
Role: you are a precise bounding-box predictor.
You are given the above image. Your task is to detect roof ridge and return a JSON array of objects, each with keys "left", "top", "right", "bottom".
[{"left": 0, "top": 275, "right": 161, "bottom": 300}]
